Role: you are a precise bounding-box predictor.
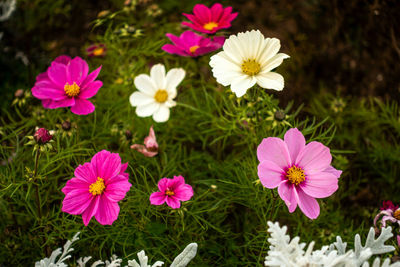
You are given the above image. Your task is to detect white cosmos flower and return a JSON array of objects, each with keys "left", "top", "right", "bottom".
[
  {"left": 129, "top": 64, "right": 185, "bottom": 123},
  {"left": 209, "top": 29, "right": 289, "bottom": 97}
]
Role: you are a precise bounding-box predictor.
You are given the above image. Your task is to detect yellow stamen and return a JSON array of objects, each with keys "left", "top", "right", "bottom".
[
  {"left": 203, "top": 22, "right": 218, "bottom": 31},
  {"left": 64, "top": 82, "right": 80, "bottom": 97},
  {"left": 154, "top": 89, "right": 168, "bottom": 103},
  {"left": 89, "top": 177, "right": 106, "bottom": 196},
  {"left": 93, "top": 47, "right": 105, "bottom": 56},
  {"left": 394, "top": 209, "right": 400, "bottom": 220},
  {"left": 286, "top": 166, "right": 306, "bottom": 186},
  {"left": 241, "top": 59, "right": 261, "bottom": 76},
  {"left": 165, "top": 190, "right": 175, "bottom": 196},
  {"left": 189, "top": 45, "right": 200, "bottom": 54}
]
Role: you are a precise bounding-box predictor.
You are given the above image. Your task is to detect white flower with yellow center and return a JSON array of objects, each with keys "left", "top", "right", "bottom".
[
  {"left": 129, "top": 64, "right": 185, "bottom": 123},
  {"left": 209, "top": 30, "right": 290, "bottom": 97}
]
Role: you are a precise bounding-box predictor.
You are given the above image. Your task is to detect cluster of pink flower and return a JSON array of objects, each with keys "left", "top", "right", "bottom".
[
  {"left": 374, "top": 200, "right": 400, "bottom": 248},
  {"left": 162, "top": 3, "right": 237, "bottom": 57}
]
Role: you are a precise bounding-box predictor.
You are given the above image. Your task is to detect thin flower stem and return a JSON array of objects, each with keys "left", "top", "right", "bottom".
[
  {"left": 33, "top": 149, "right": 42, "bottom": 218},
  {"left": 269, "top": 189, "right": 278, "bottom": 220}
]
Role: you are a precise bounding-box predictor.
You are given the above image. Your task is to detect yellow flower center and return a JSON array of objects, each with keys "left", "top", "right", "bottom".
[
  {"left": 93, "top": 47, "right": 105, "bottom": 56},
  {"left": 64, "top": 82, "right": 80, "bottom": 97},
  {"left": 154, "top": 89, "right": 168, "bottom": 103},
  {"left": 286, "top": 166, "right": 306, "bottom": 186},
  {"left": 89, "top": 177, "right": 106, "bottom": 196},
  {"left": 189, "top": 45, "right": 200, "bottom": 54},
  {"left": 241, "top": 59, "right": 261, "bottom": 76},
  {"left": 394, "top": 209, "right": 400, "bottom": 220},
  {"left": 203, "top": 21, "right": 218, "bottom": 31},
  {"left": 165, "top": 190, "right": 175, "bottom": 196}
]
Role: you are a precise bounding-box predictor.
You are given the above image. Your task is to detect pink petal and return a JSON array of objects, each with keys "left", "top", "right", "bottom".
[
  {"left": 120, "top": 163, "right": 128, "bottom": 173},
  {"left": 70, "top": 98, "right": 95, "bottom": 115},
  {"left": 295, "top": 141, "right": 332, "bottom": 174},
  {"left": 80, "top": 66, "right": 102, "bottom": 89},
  {"left": 182, "top": 13, "right": 203, "bottom": 25},
  {"left": 42, "top": 97, "right": 75, "bottom": 109},
  {"left": 162, "top": 44, "right": 189, "bottom": 57},
  {"left": 300, "top": 172, "right": 338, "bottom": 198},
  {"left": 168, "top": 175, "right": 185, "bottom": 190},
  {"left": 144, "top": 126, "right": 158, "bottom": 148},
  {"left": 62, "top": 189, "right": 92, "bottom": 215},
  {"left": 150, "top": 192, "right": 167, "bottom": 205},
  {"left": 54, "top": 55, "right": 72, "bottom": 65},
  {"left": 36, "top": 72, "right": 49, "bottom": 82},
  {"left": 193, "top": 4, "right": 211, "bottom": 23},
  {"left": 62, "top": 178, "right": 89, "bottom": 195},
  {"left": 104, "top": 179, "right": 132, "bottom": 202},
  {"left": 294, "top": 187, "right": 320, "bottom": 219},
  {"left": 32, "top": 86, "right": 66, "bottom": 100},
  {"left": 47, "top": 62, "right": 68, "bottom": 88},
  {"left": 67, "top": 57, "right": 89, "bottom": 85},
  {"left": 284, "top": 128, "right": 306, "bottom": 163},
  {"left": 157, "top": 178, "right": 170, "bottom": 192},
  {"left": 94, "top": 196, "right": 120, "bottom": 225},
  {"left": 79, "top": 80, "right": 102, "bottom": 99},
  {"left": 210, "top": 3, "right": 223, "bottom": 21},
  {"left": 166, "top": 196, "right": 181, "bottom": 209},
  {"left": 82, "top": 196, "right": 100, "bottom": 226},
  {"left": 257, "top": 160, "right": 285, "bottom": 189},
  {"left": 174, "top": 184, "right": 193, "bottom": 201},
  {"left": 257, "top": 137, "right": 291, "bottom": 169},
  {"left": 278, "top": 181, "right": 297, "bottom": 212},
  {"left": 91, "top": 150, "right": 121, "bottom": 180},
  {"left": 323, "top": 165, "right": 342, "bottom": 178},
  {"left": 74, "top": 162, "right": 97, "bottom": 184},
  {"left": 181, "top": 22, "right": 209, "bottom": 34}
]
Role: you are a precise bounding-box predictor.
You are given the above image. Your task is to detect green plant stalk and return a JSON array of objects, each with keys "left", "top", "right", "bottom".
[{"left": 33, "top": 149, "right": 42, "bottom": 218}]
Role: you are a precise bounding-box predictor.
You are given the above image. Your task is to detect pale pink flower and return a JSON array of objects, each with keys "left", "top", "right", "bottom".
[
  {"left": 32, "top": 55, "right": 102, "bottom": 115},
  {"left": 149, "top": 175, "right": 193, "bottom": 209},
  {"left": 182, "top": 3, "right": 238, "bottom": 34},
  {"left": 257, "top": 128, "right": 341, "bottom": 219},
  {"left": 374, "top": 201, "right": 400, "bottom": 228},
  {"left": 62, "top": 150, "right": 132, "bottom": 226},
  {"left": 162, "top": 30, "right": 225, "bottom": 57},
  {"left": 131, "top": 126, "right": 159, "bottom": 157}
]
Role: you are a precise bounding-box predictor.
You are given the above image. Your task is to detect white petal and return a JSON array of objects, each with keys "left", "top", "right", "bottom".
[
  {"left": 129, "top": 92, "right": 154, "bottom": 107},
  {"left": 256, "top": 72, "right": 284, "bottom": 91},
  {"left": 135, "top": 102, "right": 159, "bottom": 117},
  {"left": 152, "top": 105, "right": 170, "bottom": 123},
  {"left": 134, "top": 74, "right": 157, "bottom": 95},
  {"left": 258, "top": 38, "right": 281, "bottom": 65},
  {"left": 210, "top": 53, "right": 242, "bottom": 86},
  {"left": 150, "top": 64, "right": 166, "bottom": 89},
  {"left": 230, "top": 75, "right": 256, "bottom": 97},
  {"left": 222, "top": 35, "right": 245, "bottom": 64},
  {"left": 165, "top": 99, "right": 176, "bottom": 108},
  {"left": 261, "top": 53, "right": 290, "bottom": 72},
  {"left": 165, "top": 68, "right": 185, "bottom": 93}
]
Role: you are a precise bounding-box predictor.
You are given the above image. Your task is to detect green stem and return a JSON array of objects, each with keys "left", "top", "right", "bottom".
[
  {"left": 269, "top": 190, "right": 278, "bottom": 220},
  {"left": 33, "top": 149, "right": 42, "bottom": 218}
]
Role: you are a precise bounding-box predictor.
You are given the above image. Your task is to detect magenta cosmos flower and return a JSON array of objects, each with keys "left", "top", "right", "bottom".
[
  {"left": 162, "top": 30, "right": 225, "bottom": 57},
  {"left": 131, "top": 125, "right": 158, "bottom": 157},
  {"left": 32, "top": 55, "right": 102, "bottom": 115},
  {"left": 182, "top": 3, "right": 238, "bottom": 34},
  {"left": 149, "top": 175, "right": 193, "bottom": 209},
  {"left": 62, "top": 150, "right": 132, "bottom": 226},
  {"left": 257, "top": 128, "right": 342, "bottom": 219}
]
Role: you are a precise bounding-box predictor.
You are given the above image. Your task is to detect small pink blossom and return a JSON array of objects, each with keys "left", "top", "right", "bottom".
[
  {"left": 380, "top": 200, "right": 398, "bottom": 211},
  {"left": 131, "top": 126, "right": 159, "bottom": 157},
  {"left": 86, "top": 44, "right": 107, "bottom": 57},
  {"left": 182, "top": 3, "right": 238, "bottom": 34},
  {"left": 34, "top": 128, "right": 53, "bottom": 144},
  {"left": 61, "top": 150, "right": 132, "bottom": 226},
  {"left": 32, "top": 55, "right": 102, "bottom": 115},
  {"left": 257, "top": 128, "right": 342, "bottom": 219},
  {"left": 162, "top": 30, "right": 225, "bottom": 57},
  {"left": 149, "top": 175, "right": 193, "bottom": 209},
  {"left": 374, "top": 201, "right": 400, "bottom": 228}
]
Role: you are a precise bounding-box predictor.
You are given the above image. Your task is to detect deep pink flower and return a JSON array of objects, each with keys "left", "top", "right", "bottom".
[
  {"left": 162, "top": 30, "right": 225, "bottom": 57},
  {"left": 61, "top": 150, "right": 132, "bottom": 226},
  {"left": 32, "top": 55, "right": 102, "bottom": 115},
  {"left": 374, "top": 201, "right": 400, "bottom": 228},
  {"left": 380, "top": 200, "right": 399, "bottom": 211},
  {"left": 34, "top": 128, "right": 53, "bottom": 144},
  {"left": 86, "top": 44, "right": 107, "bottom": 57},
  {"left": 131, "top": 126, "right": 159, "bottom": 157},
  {"left": 182, "top": 3, "right": 238, "bottom": 34},
  {"left": 149, "top": 175, "right": 193, "bottom": 209},
  {"left": 257, "top": 128, "right": 342, "bottom": 219}
]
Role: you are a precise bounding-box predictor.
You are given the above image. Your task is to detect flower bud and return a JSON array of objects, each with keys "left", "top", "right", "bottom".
[{"left": 34, "top": 128, "right": 53, "bottom": 144}]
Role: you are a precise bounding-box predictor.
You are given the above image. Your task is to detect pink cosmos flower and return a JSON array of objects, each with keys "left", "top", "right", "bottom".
[
  {"left": 182, "top": 3, "right": 238, "bottom": 34},
  {"left": 61, "top": 150, "right": 132, "bottom": 226},
  {"left": 162, "top": 30, "right": 225, "bottom": 57},
  {"left": 130, "top": 125, "right": 159, "bottom": 157},
  {"left": 34, "top": 128, "right": 53, "bottom": 144},
  {"left": 257, "top": 128, "right": 342, "bottom": 219},
  {"left": 374, "top": 201, "right": 400, "bottom": 228},
  {"left": 149, "top": 175, "right": 193, "bottom": 209},
  {"left": 86, "top": 44, "right": 107, "bottom": 57},
  {"left": 32, "top": 55, "right": 102, "bottom": 115}
]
